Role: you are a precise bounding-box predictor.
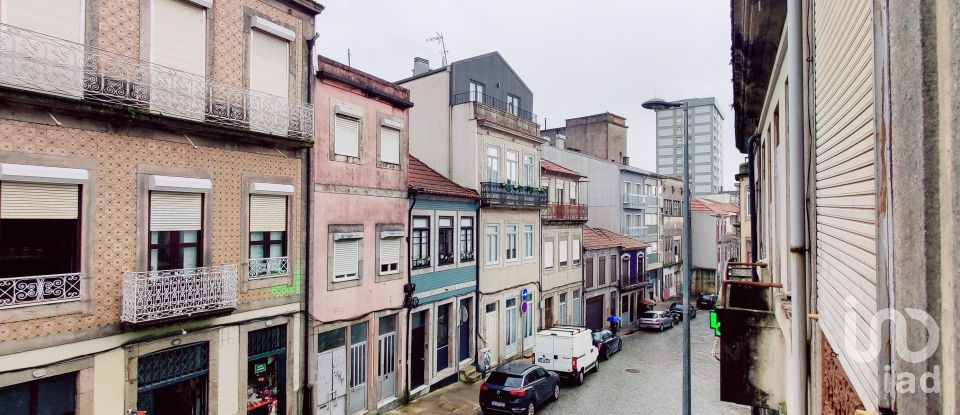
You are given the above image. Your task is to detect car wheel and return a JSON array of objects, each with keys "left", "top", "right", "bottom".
[
  {"left": 659, "top": 323, "right": 664, "bottom": 332},
  {"left": 575, "top": 370, "right": 584, "bottom": 385},
  {"left": 604, "top": 347, "right": 611, "bottom": 360},
  {"left": 553, "top": 383, "right": 561, "bottom": 401},
  {"left": 527, "top": 401, "right": 536, "bottom": 415},
  {"left": 593, "top": 359, "right": 600, "bottom": 373}
]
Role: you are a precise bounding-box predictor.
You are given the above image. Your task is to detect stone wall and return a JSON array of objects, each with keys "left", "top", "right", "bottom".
[{"left": 820, "top": 333, "right": 866, "bottom": 415}]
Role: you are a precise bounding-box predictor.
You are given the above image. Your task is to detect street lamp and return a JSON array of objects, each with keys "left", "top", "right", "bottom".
[{"left": 642, "top": 97, "right": 692, "bottom": 415}]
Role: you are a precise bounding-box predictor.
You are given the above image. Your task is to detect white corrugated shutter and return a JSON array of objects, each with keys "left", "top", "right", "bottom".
[
  {"left": 379, "top": 237, "right": 400, "bottom": 270},
  {"left": 0, "top": 182, "right": 78, "bottom": 219},
  {"left": 152, "top": 0, "right": 205, "bottom": 76},
  {"left": 5, "top": 0, "right": 83, "bottom": 42},
  {"left": 813, "top": 0, "right": 878, "bottom": 408},
  {"left": 559, "top": 240, "right": 568, "bottom": 263},
  {"left": 250, "top": 195, "right": 286, "bottom": 232},
  {"left": 333, "top": 239, "right": 359, "bottom": 279},
  {"left": 250, "top": 29, "right": 289, "bottom": 98},
  {"left": 150, "top": 191, "right": 202, "bottom": 231},
  {"left": 334, "top": 116, "right": 360, "bottom": 158},
  {"left": 543, "top": 241, "right": 554, "bottom": 268},
  {"left": 379, "top": 127, "right": 401, "bottom": 165},
  {"left": 572, "top": 238, "right": 581, "bottom": 262}
]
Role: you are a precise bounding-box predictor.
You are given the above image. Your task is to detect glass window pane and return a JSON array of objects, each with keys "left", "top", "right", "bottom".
[
  {"left": 269, "top": 243, "right": 283, "bottom": 258},
  {"left": 37, "top": 373, "right": 76, "bottom": 414},
  {"left": 251, "top": 232, "right": 264, "bottom": 241},
  {"left": 250, "top": 244, "right": 264, "bottom": 260},
  {"left": 318, "top": 328, "right": 345, "bottom": 352},
  {"left": 0, "top": 381, "right": 30, "bottom": 415},
  {"left": 378, "top": 314, "right": 397, "bottom": 335},
  {"left": 151, "top": 231, "right": 160, "bottom": 244},
  {"left": 270, "top": 231, "right": 284, "bottom": 241},
  {"left": 350, "top": 322, "right": 368, "bottom": 343},
  {"left": 182, "top": 230, "right": 198, "bottom": 244},
  {"left": 182, "top": 247, "right": 198, "bottom": 269}
]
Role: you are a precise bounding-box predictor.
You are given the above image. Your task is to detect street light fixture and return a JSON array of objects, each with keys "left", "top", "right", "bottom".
[{"left": 642, "top": 97, "right": 692, "bottom": 415}]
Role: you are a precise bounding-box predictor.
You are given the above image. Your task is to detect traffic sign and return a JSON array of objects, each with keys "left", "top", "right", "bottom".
[
  {"left": 520, "top": 288, "right": 529, "bottom": 302},
  {"left": 520, "top": 301, "right": 528, "bottom": 315}
]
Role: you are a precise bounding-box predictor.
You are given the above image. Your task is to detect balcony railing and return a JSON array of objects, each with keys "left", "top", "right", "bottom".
[
  {"left": 0, "top": 272, "right": 81, "bottom": 309},
  {"left": 460, "top": 251, "right": 475, "bottom": 262},
  {"left": 453, "top": 92, "right": 537, "bottom": 122},
  {"left": 622, "top": 193, "right": 647, "bottom": 209},
  {"left": 248, "top": 256, "right": 288, "bottom": 279},
  {"left": 121, "top": 264, "right": 238, "bottom": 324},
  {"left": 0, "top": 24, "right": 313, "bottom": 140},
  {"left": 543, "top": 203, "right": 588, "bottom": 222},
  {"left": 412, "top": 257, "right": 431, "bottom": 270},
  {"left": 480, "top": 182, "right": 547, "bottom": 208}
]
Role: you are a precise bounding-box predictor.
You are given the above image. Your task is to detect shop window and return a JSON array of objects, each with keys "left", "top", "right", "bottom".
[
  {"left": 247, "top": 325, "right": 287, "bottom": 415},
  {"left": 137, "top": 343, "right": 210, "bottom": 415}
]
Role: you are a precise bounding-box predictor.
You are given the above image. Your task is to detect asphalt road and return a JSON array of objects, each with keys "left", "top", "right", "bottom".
[{"left": 539, "top": 313, "right": 751, "bottom": 415}]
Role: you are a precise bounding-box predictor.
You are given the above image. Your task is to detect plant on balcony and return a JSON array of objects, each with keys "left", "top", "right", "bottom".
[
  {"left": 412, "top": 257, "right": 431, "bottom": 269},
  {"left": 438, "top": 253, "right": 455, "bottom": 265},
  {"left": 460, "top": 251, "right": 475, "bottom": 262}
]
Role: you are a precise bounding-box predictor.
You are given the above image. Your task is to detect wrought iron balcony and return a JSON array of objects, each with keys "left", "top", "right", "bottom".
[
  {"left": 0, "top": 272, "right": 81, "bottom": 309},
  {"left": 0, "top": 24, "right": 313, "bottom": 140},
  {"left": 248, "top": 256, "right": 289, "bottom": 279},
  {"left": 542, "top": 203, "right": 588, "bottom": 222},
  {"left": 480, "top": 182, "right": 547, "bottom": 208},
  {"left": 622, "top": 193, "right": 647, "bottom": 209},
  {"left": 121, "top": 264, "right": 238, "bottom": 324}
]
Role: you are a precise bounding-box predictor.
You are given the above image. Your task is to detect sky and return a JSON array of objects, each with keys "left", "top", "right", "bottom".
[{"left": 315, "top": 0, "right": 743, "bottom": 189}]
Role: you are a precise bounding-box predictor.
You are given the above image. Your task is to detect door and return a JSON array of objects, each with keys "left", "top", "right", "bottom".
[
  {"left": 458, "top": 298, "right": 471, "bottom": 363},
  {"left": 410, "top": 311, "right": 426, "bottom": 390},
  {"left": 544, "top": 297, "right": 553, "bottom": 329},
  {"left": 316, "top": 347, "right": 346, "bottom": 415},
  {"left": 585, "top": 296, "right": 604, "bottom": 331},
  {"left": 484, "top": 303, "right": 499, "bottom": 366},
  {"left": 348, "top": 341, "right": 367, "bottom": 414},
  {"left": 377, "top": 331, "right": 396, "bottom": 402}
]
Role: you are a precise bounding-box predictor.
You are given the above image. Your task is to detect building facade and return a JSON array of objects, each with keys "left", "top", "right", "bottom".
[
  {"left": 539, "top": 160, "right": 587, "bottom": 328},
  {"left": 690, "top": 198, "right": 739, "bottom": 295},
  {"left": 540, "top": 112, "right": 629, "bottom": 165},
  {"left": 0, "top": 1, "right": 323, "bottom": 414},
  {"left": 541, "top": 144, "right": 622, "bottom": 233},
  {"left": 619, "top": 166, "right": 663, "bottom": 299},
  {"left": 406, "top": 156, "right": 480, "bottom": 397},
  {"left": 310, "top": 57, "right": 411, "bottom": 415},
  {"left": 659, "top": 177, "right": 683, "bottom": 300},
  {"left": 654, "top": 97, "right": 724, "bottom": 195},
  {"left": 581, "top": 227, "right": 624, "bottom": 332},
  {"left": 581, "top": 227, "right": 648, "bottom": 327}
]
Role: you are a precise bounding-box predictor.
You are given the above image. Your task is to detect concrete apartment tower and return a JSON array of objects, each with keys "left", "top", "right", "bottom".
[
  {"left": 541, "top": 113, "right": 629, "bottom": 165},
  {"left": 654, "top": 97, "right": 724, "bottom": 195}
]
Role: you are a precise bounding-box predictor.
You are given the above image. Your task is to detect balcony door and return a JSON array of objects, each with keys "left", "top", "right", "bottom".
[
  {"left": 1, "top": 0, "right": 85, "bottom": 98},
  {"left": 250, "top": 28, "right": 290, "bottom": 135},
  {"left": 149, "top": 191, "right": 203, "bottom": 271},
  {"left": 151, "top": 0, "right": 207, "bottom": 120}
]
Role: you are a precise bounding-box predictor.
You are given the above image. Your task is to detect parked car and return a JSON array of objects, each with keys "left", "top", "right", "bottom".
[
  {"left": 533, "top": 326, "right": 600, "bottom": 385},
  {"left": 591, "top": 329, "right": 623, "bottom": 360},
  {"left": 479, "top": 361, "right": 560, "bottom": 415},
  {"left": 668, "top": 301, "right": 697, "bottom": 321},
  {"left": 697, "top": 294, "right": 718, "bottom": 309},
  {"left": 638, "top": 310, "right": 676, "bottom": 331}
]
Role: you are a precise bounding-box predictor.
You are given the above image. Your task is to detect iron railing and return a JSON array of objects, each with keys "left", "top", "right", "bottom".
[
  {"left": 480, "top": 182, "right": 547, "bottom": 208},
  {"left": 0, "top": 272, "right": 81, "bottom": 309},
  {"left": 248, "top": 256, "right": 289, "bottom": 279},
  {"left": 542, "top": 203, "right": 588, "bottom": 222},
  {"left": 622, "top": 193, "right": 647, "bottom": 209},
  {"left": 0, "top": 24, "right": 313, "bottom": 140},
  {"left": 412, "top": 257, "right": 431, "bottom": 270},
  {"left": 460, "top": 251, "right": 475, "bottom": 262},
  {"left": 453, "top": 92, "right": 537, "bottom": 122},
  {"left": 121, "top": 264, "right": 238, "bottom": 324}
]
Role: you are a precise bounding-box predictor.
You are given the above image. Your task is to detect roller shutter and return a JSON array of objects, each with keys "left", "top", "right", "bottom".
[
  {"left": 152, "top": 0, "right": 205, "bottom": 76},
  {"left": 250, "top": 29, "right": 289, "bottom": 99},
  {"left": 0, "top": 182, "right": 79, "bottom": 219},
  {"left": 379, "top": 127, "right": 400, "bottom": 165},
  {"left": 334, "top": 115, "right": 360, "bottom": 158},
  {"left": 5, "top": 0, "right": 83, "bottom": 42},
  {"left": 250, "top": 195, "right": 286, "bottom": 232},
  {"left": 379, "top": 237, "right": 400, "bottom": 272},
  {"left": 333, "top": 239, "right": 359, "bottom": 280},
  {"left": 150, "top": 191, "right": 202, "bottom": 231}
]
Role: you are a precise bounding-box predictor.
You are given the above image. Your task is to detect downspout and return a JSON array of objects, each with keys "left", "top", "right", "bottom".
[
  {"left": 404, "top": 189, "right": 416, "bottom": 402},
  {"left": 746, "top": 133, "right": 759, "bottom": 267},
  {"left": 301, "top": 31, "right": 317, "bottom": 415},
  {"left": 786, "top": 0, "right": 808, "bottom": 414}
]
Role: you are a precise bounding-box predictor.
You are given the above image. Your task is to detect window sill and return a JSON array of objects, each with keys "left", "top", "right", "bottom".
[
  {"left": 247, "top": 273, "right": 293, "bottom": 291},
  {"left": 377, "top": 161, "right": 401, "bottom": 170},
  {"left": 329, "top": 275, "right": 362, "bottom": 291},
  {"left": 376, "top": 271, "right": 403, "bottom": 283},
  {"left": 332, "top": 154, "right": 361, "bottom": 164}
]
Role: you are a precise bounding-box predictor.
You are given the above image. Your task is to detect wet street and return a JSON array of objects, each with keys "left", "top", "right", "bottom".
[{"left": 540, "top": 312, "right": 750, "bottom": 415}]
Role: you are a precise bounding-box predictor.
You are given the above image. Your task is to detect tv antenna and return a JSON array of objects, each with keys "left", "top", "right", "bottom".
[{"left": 426, "top": 32, "right": 449, "bottom": 66}]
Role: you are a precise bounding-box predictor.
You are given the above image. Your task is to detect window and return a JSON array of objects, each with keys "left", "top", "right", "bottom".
[
  {"left": 332, "top": 233, "right": 361, "bottom": 281},
  {"left": 572, "top": 290, "right": 581, "bottom": 326},
  {"left": 470, "top": 81, "right": 485, "bottom": 102},
  {"left": 412, "top": 217, "right": 430, "bottom": 269},
  {"left": 623, "top": 182, "right": 630, "bottom": 196},
  {"left": 585, "top": 257, "right": 594, "bottom": 288},
  {"left": 598, "top": 255, "right": 606, "bottom": 285},
  {"left": 379, "top": 231, "right": 402, "bottom": 275},
  {"left": 436, "top": 216, "right": 455, "bottom": 266},
  {"left": 569, "top": 181, "right": 577, "bottom": 203},
  {"left": 485, "top": 146, "right": 500, "bottom": 183},
  {"left": 572, "top": 238, "right": 581, "bottom": 265},
  {"left": 0, "top": 372, "right": 76, "bottom": 415},
  {"left": 505, "top": 224, "right": 518, "bottom": 261},
  {"left": 250, "top": 28, "right": 290, "bottom": 134},
  {"left": 523, "top": 155, "right": 535, "bottom": 186},
  {"left": 506, "top": 150, "right": 519, "bottom": 184},
  {"left": 249, "top": 194, "right": 287, "bottom": 278},
  {"left": 543, "top": 240, "right": 554, "bottom": 269},
  {"left": 649, "top": 242, "right": 659, "bottom": 254},
  {"left": 556, "top": 180, "right": 565, "bottom": 204},
  {"left": 379, "top": 126, "right": 401, "bottom": 165},
  {"left": 646, "top": 213, "right": 658, "bottom": 227},
  {"left": 558, "top": 293, "right": 567, "bottom": 325},
  {"left": 0, "top": 180, "right": 82, "bottom": 281},
  {"left": 149, "top": 191, "right": 203, "bottom": 271},
  {"left": 334, "top": 115, "right": 361, "bottom": 158},
  {"left": 558, "top": 239, "right": 568, "bottom": 267},
  {"left": 486, "top": 224, "right": 500, "bottom": 265},
  {"left": 437, "top": 303, "right": 451, "bottom": 371},
  {"left": 505, "top": 298, "right": 517, "bottom": 353},
  {"left": 523, "top": 224, "right": 534, "bottom": 259},
  {"left": 507, "top": 94, "right": 520, "bottom": 116},
  {"left": 152, "top": 0, "right": 206, "bottom": 78},
  {"left": 459, "top": 217, "right": 474, "bottom": 262}
]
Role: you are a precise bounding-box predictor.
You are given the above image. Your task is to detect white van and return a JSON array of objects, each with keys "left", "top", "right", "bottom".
[{"left": 533, "top": 326, "right": 600, "bottom": 385}]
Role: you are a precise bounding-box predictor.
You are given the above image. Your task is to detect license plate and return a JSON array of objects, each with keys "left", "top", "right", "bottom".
[
  {"left": 492, "top": 401, "right": 505, "bottom": 407},
  {"left": 537, "top": 357, "right": 551, "bottom": 363}
]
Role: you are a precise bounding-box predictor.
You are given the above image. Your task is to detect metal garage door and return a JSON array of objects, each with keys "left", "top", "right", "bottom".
[{"left": 585, "top": 296, "right": 604, "bottom": 331}]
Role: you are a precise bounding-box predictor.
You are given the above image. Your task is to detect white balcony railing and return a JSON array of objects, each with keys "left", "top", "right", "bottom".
[
  {"left": 622, "top": 193, "right": 646, "bottom": 209},
  {"left": 248, "top": 256, "right": 288, "bottom": 279},
  {"left": 121, "top": 264, "right": 238, "bottom": 324},
  {"left": 0, "top": 24, "right": 313, "bottom": 140},
  {"left": 0, "top": 272, "right": 81, "bottom": 309}
]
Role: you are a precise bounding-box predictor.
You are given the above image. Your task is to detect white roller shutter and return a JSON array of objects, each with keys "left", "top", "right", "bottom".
[
  {"left": 559, "top": 240, "right": 568, "bottom": 263},
  {"left": 333, "top": 239, "right": 360, "bottom": 280},
  {"left": 572, "top": 238, "right": 581, "bottom": 262},
  {"left": 152, "top": 0, "right": 205, "bottom": 76},
  {"left": 250, "top": 195, "right": 286, "bottom": 232},
  {"left": 250, "top": 29, "right": 289, "bottom": 98},
  {"left": 334, "top": 115, "right": 360, "bottom": 158},
  {"left": 150, "top": 191, "right": 202, "bottom": 231},
  {"left": 379, "top": 127, "right": 401, "bottom": 165},
  {"left": 0, "top": 182, "right": 79, "bottom": 219},
  {"left": 5, "top": 0, "right": 83, "bottom": 42},
  {"left": 543, "top": 241, "right": 554, "bottom": 268},
  {"left": 379, "top": 237, "right": 400, "bottom": 271}
]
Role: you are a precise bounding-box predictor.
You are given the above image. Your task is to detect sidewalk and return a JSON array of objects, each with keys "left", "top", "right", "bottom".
[{"left": 385, "top": 381, "right": 482, "bottom": 415}]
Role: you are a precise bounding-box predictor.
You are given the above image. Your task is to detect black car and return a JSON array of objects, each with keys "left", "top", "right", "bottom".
[
  {"left": 480, "top": 361, "right": 560, "bottom": 415},
  {"left": 667, "top": 301, "right": 697, "bottom": 320},
  {"left": 697, "top": 294, "right": 718, "bottom": 309},
  {"left": 592, "top": 329, "right": 623, "bottom": 360}
]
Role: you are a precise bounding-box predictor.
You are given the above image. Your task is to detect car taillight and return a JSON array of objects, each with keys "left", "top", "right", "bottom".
[
  {"left": 655, "top": 318, "right": 661, "bottom": 323},
  {"left": 572, "top": 356, "right": 578, "bottom": 371},
  {"left": 508, "top": 389, "right": 526, "bottom": 397},
  {"left": 480, "top": 383, "right": 489, "bottom": 391}
]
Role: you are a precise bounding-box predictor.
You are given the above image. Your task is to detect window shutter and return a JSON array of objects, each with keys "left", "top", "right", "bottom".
[
  {"left": 379, "top": 127, "right": 400, "bottom": 165},
  {"left": 543, "top": 241, "right": 554, "bottom": 268},
  {"left": 5, "top": 0, "right": 83, "bottom": 42},
  {"left": 0, "top": 182, "right": 79, "bottom": 219},
  {"left": 559, "top": 240, "right": 568, "bottom": 263},
  {"left": 380, "top": 238, "right": 400, "bottom": 270},
  {"left": 334, "top": 116, "right": 360, "bottom": 157},
  {"left": 250, "top": 195, "right": 286, "bottom": 232},
  {"left": 152, "top": 0, "right": 206, "bottom": 77},
  {"left": 150, "top": 191, "right": 202, "bottom": 231},
  {"left": 572, "top": 239, "right": 581, "bottom": 261},
  {"left": 334, "top": 239, "right": 360, "bottom": 279},
  {"left": 250, "top": 29, "right": 289, "bottom": 98}
]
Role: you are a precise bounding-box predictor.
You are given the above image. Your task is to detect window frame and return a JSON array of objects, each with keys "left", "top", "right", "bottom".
[
  {"left": 485, "top": 146, "right": 500, "bottom": 183},
  {"left": 505, "top": 150, "right": 519, "bottom": 184},
  {"left": 485, "top": 224, "right": 500, "bottom": 265},
  {"left": 505, "top": 224, "right": 518, "bottom": 262},
  {"left": 522, "top": 224, "right": 534, "bottom": 260},
  {"left": 522, "top": 154, "right": 535, "bottom": 186},
  {"left": 377, "top": 124, "right": 402, "bottom": 167},
  {"left": 437, "top": 216, "right": 455, "bottom": 266},
  {"left": 412, "top": 216, "right": 431, "bottom": 270},
  {"left": 459, "top": 216, "right": 475, "bottom": 263},
  {"left": 507, "top": 94, "right": 520, "bottom": 116}
]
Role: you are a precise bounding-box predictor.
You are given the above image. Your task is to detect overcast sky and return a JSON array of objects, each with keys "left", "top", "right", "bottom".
[{"left": 316, "top": 0, "right": 742, "bottom": 189}]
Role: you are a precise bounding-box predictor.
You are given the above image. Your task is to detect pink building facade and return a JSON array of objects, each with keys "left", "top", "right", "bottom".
[{"left": 309, "top": 57, "right": 413, "bottom": 415}]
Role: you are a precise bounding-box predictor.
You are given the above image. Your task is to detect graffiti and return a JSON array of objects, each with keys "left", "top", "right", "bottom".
[{"left": 270, "top": 268, "right": 302, "bottom": 296}]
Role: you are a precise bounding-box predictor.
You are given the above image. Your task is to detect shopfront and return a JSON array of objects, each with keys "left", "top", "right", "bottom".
[
  {"left": 247, "top": 325, "right": 287, "bottom": 415},
  {"left": 137, "top": 342, "right": 210, "bottom": 415}
]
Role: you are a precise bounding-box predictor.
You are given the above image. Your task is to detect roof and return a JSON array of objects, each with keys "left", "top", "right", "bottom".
[
  {"left": 494, "top": 361, "right": 535, "bottom": 375},
  {"left": 582, "top": 226, "right": 649, "bottom": 251},
  {"left": 317, "top": 56, "right": 413, "bottom": 109},
  {"left": 691, "top": 198, "right": 740, "bottom": 215},
  {"left": 396, "top": 52, "right": 531, "bottom": 94},
  {"left": 407, "top": 156, "right": 479, "bottom": 200},
  {"left": 540, "top": 159, "right": 583, "bottom": 179}
]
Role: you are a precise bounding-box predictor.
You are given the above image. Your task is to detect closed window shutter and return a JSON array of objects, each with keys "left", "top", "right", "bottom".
[
  {"left": 572, "top": 239, "right": 581, "bottom": 261},
  {"left": 0, "top": 182, "right": 79, "bottom": 219},
  {"left": 150, "top": 191, "right": 202, "bottom": 231},
  {"left": 250, "top": 29, "right": 289, "bottom": 99},
  {"left": 379, "top": 127, "right": 400, "bottom": 165},
  {"left": 5, "top": 0, "right": 83, "bottom": 42},
  {"left": 334, "top": 116, "right": 360, "bottom": 157},
  {"left": 543, "top": 241, "right": 554, "bottom": 268},
  {"left": 380, "top": 237, "right": 400, "bottom": 270},
  {"left": 559, "top": 240, "right": 568, "bottom": 263},
  {"left": 250, "top": 195, "right": 286, "bottom": 232},
  {"left": 334, "top": 239, "right": 359, "bottom": 279},
  {"left": 153, "top": 0, "right": 205, "bottom": 76}
]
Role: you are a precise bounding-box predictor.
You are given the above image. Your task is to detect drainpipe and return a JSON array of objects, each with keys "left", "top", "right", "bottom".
[
  {"left": 301, "top": 31, "right": 317, "bottom": 414},
  {"left": 404, "top": 189, "right": 416, "bottom": 402},
  {"left": 786, "top": 0, "right": 808, "bottom": 413},
  {"left": 746, "top": 133, "right": 759, "bottom": 267}
]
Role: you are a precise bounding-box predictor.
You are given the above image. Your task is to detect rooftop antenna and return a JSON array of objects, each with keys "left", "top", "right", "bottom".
[
  {"left": 426, "top": 32, "right": 449, "bottom": 66},
  {"left": 347, "top": 49, "right": 351, "bottom": 67}
]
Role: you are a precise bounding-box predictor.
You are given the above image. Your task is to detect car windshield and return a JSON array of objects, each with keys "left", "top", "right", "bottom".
[
  {"left": 699, "top": 295, "right": 709, "bottom": 300},
  {"left": 641, "top": 311, "right": 659, "bottom": 319},
  {"left": 670, "top": 303, "right": 683, "bottom": 310},
  {"left": 487, "top": 372, "right": 523, "bottom": 387}
]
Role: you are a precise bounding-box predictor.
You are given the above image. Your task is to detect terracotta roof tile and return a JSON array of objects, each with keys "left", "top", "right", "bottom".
[
  {"left": 582, "top": 226, "right": 649, "bottom": 250},
  {"left": 408, "top": 156, "right": 479, "bottom": 200},
  {"left": 691, "top": 198, "right": 740, "bottom": 215},
  {"left": 541, "top": 159, "right": 584, "bottom": 178}
]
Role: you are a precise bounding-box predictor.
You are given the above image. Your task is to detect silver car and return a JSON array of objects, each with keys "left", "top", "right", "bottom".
[{"left": 638, "top": 311, "right": 675, "bottom": 331}]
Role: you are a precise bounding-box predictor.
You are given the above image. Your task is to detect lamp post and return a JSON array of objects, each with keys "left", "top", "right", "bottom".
[{"left": 642, "top": 98, "right": 691, "bottom": 415}]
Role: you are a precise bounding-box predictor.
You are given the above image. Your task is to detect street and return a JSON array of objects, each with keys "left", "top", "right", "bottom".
[{"left": 540, "top": 313, "right": 750, "bottom": 415}]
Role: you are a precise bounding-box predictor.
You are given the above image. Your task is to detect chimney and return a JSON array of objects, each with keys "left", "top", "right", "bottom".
[
  {"left": 622, "top": 156, "right": 630, "bottom": 165},
  {"left": 412, "top": 57, "right": 430, "bottom": 76}
]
